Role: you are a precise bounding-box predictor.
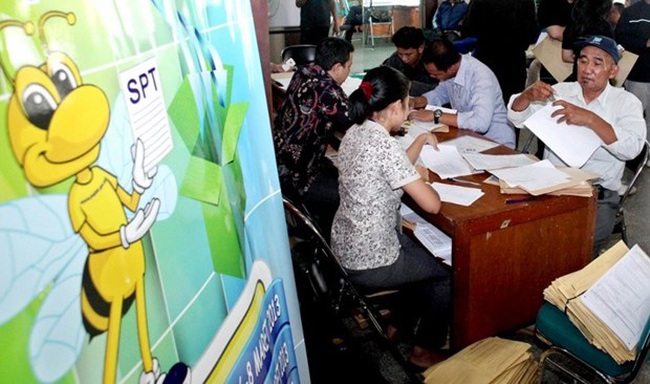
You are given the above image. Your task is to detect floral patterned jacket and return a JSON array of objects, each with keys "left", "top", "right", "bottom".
[{"left": 273, "top": 64, "right": 350, "bottom": 195}]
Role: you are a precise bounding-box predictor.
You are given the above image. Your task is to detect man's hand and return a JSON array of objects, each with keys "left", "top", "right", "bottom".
[
  {"left": 511, "top": 81, "right": 555, "bottom": 111},
  {"left": 409, "top": 96, "right": 428, "bottom": 109},
  {"left": 409, "top": 109, "right": 434, "bottom": 122},
  {"left": 551, "top": 100, "right": 595, "bottom": 127}
]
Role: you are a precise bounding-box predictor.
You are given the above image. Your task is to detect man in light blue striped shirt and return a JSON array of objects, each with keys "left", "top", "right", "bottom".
[{"left": 409, "top": 38, "right": 516, "bottom": 149}]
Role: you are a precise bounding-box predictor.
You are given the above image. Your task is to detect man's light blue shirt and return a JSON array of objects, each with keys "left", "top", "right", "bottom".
[{"left": 422, "top": 54, "right": 516, "bottom": 149}]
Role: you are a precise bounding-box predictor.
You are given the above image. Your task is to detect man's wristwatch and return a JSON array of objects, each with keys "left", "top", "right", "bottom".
[{"left": 433, "top": 109, "right": 443, "bottom": 124}]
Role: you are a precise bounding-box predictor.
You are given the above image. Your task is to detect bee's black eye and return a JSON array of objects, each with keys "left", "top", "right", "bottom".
[
  {"left": 51, "top": 62, "right": 77, "bottom": 100},
  {"left": 22, "top": 84, "right": 57, "bottom": 130}
]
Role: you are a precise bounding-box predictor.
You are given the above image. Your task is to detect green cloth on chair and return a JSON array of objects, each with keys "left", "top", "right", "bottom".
[{"left": 536, "top": 303, "right": 635, "bottom": 378}]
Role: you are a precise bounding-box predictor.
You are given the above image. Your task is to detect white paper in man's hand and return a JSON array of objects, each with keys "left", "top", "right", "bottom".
[{"left": 524, "top": 104, "right": 601, "bottom": 168}]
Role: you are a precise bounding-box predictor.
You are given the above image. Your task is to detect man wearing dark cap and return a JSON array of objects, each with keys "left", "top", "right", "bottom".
[{"left": 507, "top": 35, "right": 647, "bottom": 256}]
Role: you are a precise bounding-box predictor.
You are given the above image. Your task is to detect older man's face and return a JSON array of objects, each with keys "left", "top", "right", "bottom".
[{"left": 576, "top": 46, "right": 618, "bottom": 94}]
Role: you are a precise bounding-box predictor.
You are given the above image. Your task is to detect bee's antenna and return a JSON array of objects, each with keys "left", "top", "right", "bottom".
[
  {"left": 0, "top": 20, "right": 35, "bottom": 85},
  {"left": 38, "top": 11, "right": 76, "bottom": 53}
]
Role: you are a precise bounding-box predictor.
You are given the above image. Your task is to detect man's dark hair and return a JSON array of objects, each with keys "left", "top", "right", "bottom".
[
  {"left": 315, "top": 37, "right": 355, "bottom": 70},
  {"left": 391, "top": 26, "right": 424, "bottom": 49},
  {"left": 421, "top": 37, "right": 460, "bottom": 71}
]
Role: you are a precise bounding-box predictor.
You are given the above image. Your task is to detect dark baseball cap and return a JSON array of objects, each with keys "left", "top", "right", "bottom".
[{"left": 574, "top": 35, "right": 621, "bottom": 63}]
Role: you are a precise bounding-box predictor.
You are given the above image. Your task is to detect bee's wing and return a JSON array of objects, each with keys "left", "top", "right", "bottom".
[
  {"left": 29, "top": 251, "right": 85, "bottom": 383},
  {"left": 0, "top": 195, "right": 85, "bottom": 325},
  {"left": 96, "top": 91, "right": 178, "bottom": 220}
]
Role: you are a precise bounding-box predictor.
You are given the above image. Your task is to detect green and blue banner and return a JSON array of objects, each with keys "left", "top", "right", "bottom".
[{"left": 0, "top": 0, "right": 306, "bottom": 382}]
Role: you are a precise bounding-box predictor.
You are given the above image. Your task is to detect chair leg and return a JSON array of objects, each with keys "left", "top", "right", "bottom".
[{"left": 621, "top": 218, "right": 628, "bottom": 245}]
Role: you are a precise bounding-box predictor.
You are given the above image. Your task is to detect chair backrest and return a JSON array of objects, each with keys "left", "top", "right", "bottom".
[
  {"left": 619, "top": 140, "right": 650, "bottom": 208},
  {"left": 280, "top": 44, "right": 316, "bottom": 66},
  {"left": 282, "top": 196, "right": 421, "bottom": 383}
]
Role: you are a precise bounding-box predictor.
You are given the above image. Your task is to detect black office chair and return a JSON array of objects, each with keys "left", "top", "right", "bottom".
[
  {"left": 613, "top": 140, "right": 649, "bottom": 245},
  {"left": 282, "top": 196, "right": 421, "bottom": 383},
  {"left": 280, "top": 44, "right": 316, "bottom": 66}
]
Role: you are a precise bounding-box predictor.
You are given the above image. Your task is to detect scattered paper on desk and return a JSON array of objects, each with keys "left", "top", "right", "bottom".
[
  {"left": 524, "top": 104, "right": 601, "bottom": 168},
  {"left": 489, "top": 160, "right": 570, "bottom": 194},
  {"left": 442, "top": 135, "right": 500, "bottom": 154},
  {"left": 462, "top": 153, "right": 537, "bottom": 171},
  {"left": 420, "top": 144, "right": 476, "bottom": 179},
  {"left": 581, "top": 244, "right": 650, "bottom": 350},
  {"left": 429, "top": 182, "right": 484, "bottom": 206},
  {"left": 405, "top": 120, "right": 449, "bottom": 133}
]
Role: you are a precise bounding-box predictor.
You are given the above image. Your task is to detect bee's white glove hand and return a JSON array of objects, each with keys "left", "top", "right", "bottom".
[
  {"left": 132, "top": 139, "right": 158, "bottom": 194},
  {"left": 120, "top": 198, "right": 160, "bottom": 248}
]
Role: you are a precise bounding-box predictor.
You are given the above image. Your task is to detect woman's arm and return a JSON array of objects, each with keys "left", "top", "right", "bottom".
[{"left": 403, "top": 179, "right": 441, "bottom": 214}]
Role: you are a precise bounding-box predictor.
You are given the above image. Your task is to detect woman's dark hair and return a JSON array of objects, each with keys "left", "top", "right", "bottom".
[{"left": 348, "top": 66, "right": 409, "bottom": 125}]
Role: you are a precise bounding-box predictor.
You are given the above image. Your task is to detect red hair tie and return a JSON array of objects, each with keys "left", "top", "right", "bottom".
[{"left": 359, "top": 81, "right": 373, "bottom": 101}]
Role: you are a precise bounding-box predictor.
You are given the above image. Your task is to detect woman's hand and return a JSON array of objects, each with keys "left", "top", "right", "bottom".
[{"left": 417, "top": 132, "right": 439, "bottom": 150}]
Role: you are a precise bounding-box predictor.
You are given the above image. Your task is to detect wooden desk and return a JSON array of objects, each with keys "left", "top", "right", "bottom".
[{"left": 405, "top": 128, "right": 597, "bottom": 350}]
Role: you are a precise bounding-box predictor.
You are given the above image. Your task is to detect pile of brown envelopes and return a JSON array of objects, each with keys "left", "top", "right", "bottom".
[{"left": 422, "top": 337, "right": 539, "bottom": 384}]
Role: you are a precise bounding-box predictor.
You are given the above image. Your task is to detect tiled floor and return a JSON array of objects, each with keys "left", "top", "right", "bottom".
[{"left": 301, "top": 39, "right": 650, "bottom": 383}]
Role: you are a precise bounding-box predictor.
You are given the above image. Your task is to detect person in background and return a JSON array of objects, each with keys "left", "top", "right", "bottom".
[
  {"left": 340, "top": 3, "right": 363, "bottom": 42},
  {"left": 297, "top": 0, "right": 340, "bottom": 45},
  {"left": 609, "top": 0, "right": 626, "bottom": 29},
  {"left": 409, "top": 37, "right": 516, "bottom": 149},
  {"left": 616, "top": 0, "right": 650, "bottom": 166},
  {"left": 382, "top": 26, "right": 439, "bottom": 96},
  {"left": 462, "top": 0, "right": 538, "bottom": 106},
  {"left": 431, "top": 0, "right": 468, "bottom": 41},
  {"left": 562, "top": 0, "right": 614, "bottom": 80},
  {"left": 462, "top": 0, "right": 538, "bottom": 147},
  {"left": 332, "top": 65, "right": 451, "bottom": 370},
  {"left": 508, "top": 35, "right": 646, "bottom": 256},
  {"left": 274, "top": 38, "right": 354, "bottom": 237}
]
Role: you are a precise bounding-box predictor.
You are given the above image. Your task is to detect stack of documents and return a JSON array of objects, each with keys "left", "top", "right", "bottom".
[
  {"left": 400, "top": 204, "right": 452, "bottom": 265},
  {"left": 488, "top": 161, "right": 599, "bottom": 197},
  {"left": 543, "top": 240, "right": 650, "bottom": 363},
  {"left": 422, "top": 337, "right": 539, "bottom": 384}
]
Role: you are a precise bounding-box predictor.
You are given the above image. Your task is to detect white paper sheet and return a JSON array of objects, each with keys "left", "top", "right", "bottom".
[
  {"left": 400, "top": 204, "right": 452, "bottom": 266},
  {"left": 420, "top": 144, "right": 477, "bottom": 179},
  {"left": 441, "top": 135, "right": 500, "bottom": 154},
  {"left": 119, "top": 57, "right": 173, "bottom": 172},
  {"left": 489, "top": 159, "right": 570, "bottom": 192},
  {"left": 429, "top": 182, "right": 484, "bottom": 206},
  {"left": 524, "top": 104, "right": 602, "bottom": 168},
  {"left": 462, "top": 153, "right": 537, "bottom": 171},
  {"left": 581, "top": 245, "right": 650, "bottom": 350}
]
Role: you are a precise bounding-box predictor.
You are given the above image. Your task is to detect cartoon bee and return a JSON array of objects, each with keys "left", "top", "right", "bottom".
[{"left": 0, "top": 11, "right": 187, "bottom": 383}]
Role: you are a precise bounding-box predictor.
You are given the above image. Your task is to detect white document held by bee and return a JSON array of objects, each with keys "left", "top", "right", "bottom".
[
  {"left": 580, "top": 245, "right": 650, "bottom": 350},
  {"left": 523, "top": 103, "right": 601, "bottom": 168},
  {"left": 119, "top": 57, "right": 173, "bottom": 172}
]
